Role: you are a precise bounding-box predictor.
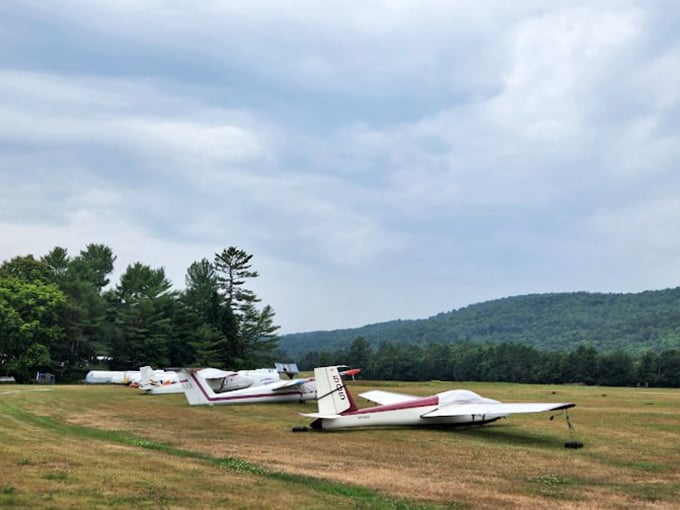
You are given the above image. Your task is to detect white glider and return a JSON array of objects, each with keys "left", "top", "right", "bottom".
[
  {"left": 302, "top": 366, "right": 575, "bottom": 431},
  {"left": 177, "top": 367, "right": 317, "bottom": 405},
  {"left": 177, "top": 366, "right": 360, "bottom": 406}
]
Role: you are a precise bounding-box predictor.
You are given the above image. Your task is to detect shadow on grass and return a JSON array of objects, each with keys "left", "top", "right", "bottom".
[
  {"left": 303, "top": 420, "right": 575, "bottom": 450},
  {"left": 451, "top": 424, "right": 574, "bottom": 449}
]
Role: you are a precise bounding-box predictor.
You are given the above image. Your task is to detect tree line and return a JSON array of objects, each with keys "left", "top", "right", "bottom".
[
  {"left": 4, "top": 245, "right": 680, "bottom": 387},
  {"left": 0, "top": 244, "right": 280, "bottom": 382},
  {"left": 299, "top": 337, "right": 680, "bottom": 387}
]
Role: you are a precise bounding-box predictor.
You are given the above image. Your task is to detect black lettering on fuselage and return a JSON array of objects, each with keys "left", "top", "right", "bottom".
[{"left": 332, "top": 374, "right": 346, "bottom": 400}]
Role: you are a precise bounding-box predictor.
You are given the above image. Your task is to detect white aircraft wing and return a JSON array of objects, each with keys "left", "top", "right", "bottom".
[
  {"left": 300, "top": 412, "right": 342, "bottom": 419},
  {"left": 270, "top": 377, "right": 313, "bottom": 391},
  {"left": 359, "top": 390, "right": 420, "bottom": 406},
  {"left": 421, "top": 402, "right": 575, "bottom": 418}
]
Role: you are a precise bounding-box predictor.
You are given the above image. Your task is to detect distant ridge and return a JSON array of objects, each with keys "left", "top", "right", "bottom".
[{"left": 280, "top": 288, "right": 680, "bottom": 358}]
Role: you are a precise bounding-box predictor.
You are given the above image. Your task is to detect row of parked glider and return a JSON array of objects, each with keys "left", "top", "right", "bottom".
[{"left": 84, "top": 364, "right": 575, "bottom": 432}]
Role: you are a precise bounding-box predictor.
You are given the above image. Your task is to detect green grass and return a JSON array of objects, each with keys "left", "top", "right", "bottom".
[
  {"left": 1, "top": 381, "right": 679, "bottom": 509},
  {"left": 0, "top": 398, "right": 442, "bottom": 510}
]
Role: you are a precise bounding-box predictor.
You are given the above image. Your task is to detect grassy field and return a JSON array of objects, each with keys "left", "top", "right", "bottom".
[{"left": 1, "top": 379, "right": 679, "bottom": 509}]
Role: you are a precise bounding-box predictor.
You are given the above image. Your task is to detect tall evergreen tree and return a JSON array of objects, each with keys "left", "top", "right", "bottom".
[
  {"left": 214, "top": 247, "right": 260, "bottom": 314},
  {"left": 109, "top": 263, "right": 174, "bottom": 368},
  {"left": 182, "top": 258, "right": 235, "bottom": 367},
  {"left": 70, "top": 244, "right": 116, "bottom": 290},
  {"left": 185, "top": 259, "right": 218, "bottom": 317},
  {"left": 238, "top": 303, "right": 279, "bottom": 366},
  {"left": 41, "top": 246, "right": 116, "bottom": 380},
  {"left": 41, "top": 247, "right": 70, "bottom": 280},
  {"left": 212, "top": 247, "right": 280, "bottom": 367}
]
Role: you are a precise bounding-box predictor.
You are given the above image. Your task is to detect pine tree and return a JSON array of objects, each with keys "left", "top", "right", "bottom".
[{"left": 212, "top": 247, "right": 280, "bottom": 367}]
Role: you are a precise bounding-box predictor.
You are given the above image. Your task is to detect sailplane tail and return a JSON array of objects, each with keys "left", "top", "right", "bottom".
[
  {"left": 313, "top": 366, "right": 359, "bottom": 416},
  {"left": 138, "top": 365, "right": 155, "bottom": 388},
  {"left": 177, "top": 368, "right": 211, "bottom": 406}
]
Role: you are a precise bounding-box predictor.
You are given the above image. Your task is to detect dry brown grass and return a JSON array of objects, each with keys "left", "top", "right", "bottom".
[{"left": 1, "top": 380, "right": 679, "bottom": 509}]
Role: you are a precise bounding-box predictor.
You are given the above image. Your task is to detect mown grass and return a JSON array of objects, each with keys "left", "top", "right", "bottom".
[
  {"left": 4, "top": 400, "right": 441, "bottom": 508},
  {"left": 0, "top": 390, "right": 447, "bottom": 509},
  {"left": 1, "top": 381, "right": 679, "bottom": 509}
]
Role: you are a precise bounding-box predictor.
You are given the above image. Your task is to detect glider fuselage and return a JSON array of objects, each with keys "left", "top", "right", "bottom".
[
  {"left": 310, "top": 392, "right": 506, "bottom": 430},
  {"left": 179, "top": 368, "right": 316, "bottom": 405}
]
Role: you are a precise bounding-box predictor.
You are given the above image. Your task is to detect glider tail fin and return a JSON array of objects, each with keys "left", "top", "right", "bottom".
[
  {"left": 314, "top": 366, "right": 358, "bottom": 415},
  {"left": 139, "top": 365, "right": 155, "bottom": 388},
  {"left": 178, "top": 368, "right": 211, "bottom": 406}
]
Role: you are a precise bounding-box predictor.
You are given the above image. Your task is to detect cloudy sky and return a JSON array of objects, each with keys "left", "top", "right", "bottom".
[{"left": 1, "top": 1, "right": 679, "bottom": 333}]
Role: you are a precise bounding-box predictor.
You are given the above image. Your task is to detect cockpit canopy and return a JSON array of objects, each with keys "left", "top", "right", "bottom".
[{"left": 437, "top": 389, "right": 501, "bottom": 407}]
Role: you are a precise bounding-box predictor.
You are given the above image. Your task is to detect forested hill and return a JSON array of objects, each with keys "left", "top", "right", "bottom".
[{"left": 280, "top": 288, "right": 680, "bottom": 358}]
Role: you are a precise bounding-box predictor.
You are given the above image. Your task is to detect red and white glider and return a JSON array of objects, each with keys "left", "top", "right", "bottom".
[
  {"left": 302, "top": 366, "right": 575, "bottom": 431},
  {"left": 177, "top": 367, "right": 316, "bottom": 405},
  {"left": 177, "top": 366, "right": 360, "bottom": 406}
]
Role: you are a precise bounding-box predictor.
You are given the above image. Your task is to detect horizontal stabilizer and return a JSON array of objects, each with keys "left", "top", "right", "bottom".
[
  {"left": 270, "top": 377, "right": 313, "bottom": 391},
  {"left": 359, "top": 390, "right": 420, "bottom": 406},
  {"left": 422, "top": 402, "right": 575, "bottom": 418},
  {"left": 300, "top": 412, "right": 342, "bottom": 420}
]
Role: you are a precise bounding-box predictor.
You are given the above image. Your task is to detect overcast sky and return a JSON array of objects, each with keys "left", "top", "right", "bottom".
[{"left": 1, "top": 1, "right": 679, "bottom": 333}]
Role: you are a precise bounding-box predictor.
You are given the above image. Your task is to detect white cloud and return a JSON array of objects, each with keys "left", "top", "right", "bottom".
[
  {"left": 488, "top": 5, "right": 641, "bottom": 139},
  {"left": 2, "top": 1, "right": 680, "bottom": 332},
  {"left": 0, "top": 70, "right": 265, "bottom": 167},
  {"left": 586, "top": 197, "right": 680, "bottom": 261}
]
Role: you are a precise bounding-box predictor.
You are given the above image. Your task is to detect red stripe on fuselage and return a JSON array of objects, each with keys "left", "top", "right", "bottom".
[
  {"left": 347, "top": 395, "right": 440, "bottom": 415},
  {"left": 187, "top": 370, "right": 303, "bottom": 403}
]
